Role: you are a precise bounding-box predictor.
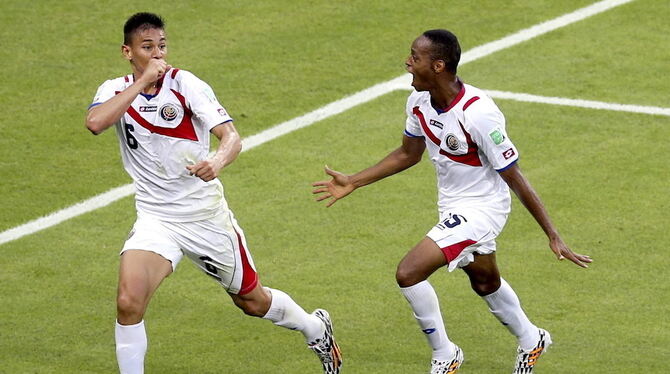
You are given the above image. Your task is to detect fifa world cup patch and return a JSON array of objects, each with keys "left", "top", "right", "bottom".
[{"left": 489, "top": 128, "right": 505, "bottom": 145}]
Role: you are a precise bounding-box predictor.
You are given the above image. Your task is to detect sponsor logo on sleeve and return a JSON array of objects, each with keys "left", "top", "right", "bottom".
[
  {"left": 217, "top": 108, "right": 228, "bottom": 117},
  {"left": 503, "top": 148, "right": 516, "bottom": 160},
  {"left": 489, "top": 128, "right": 505, "bottom": 145}
]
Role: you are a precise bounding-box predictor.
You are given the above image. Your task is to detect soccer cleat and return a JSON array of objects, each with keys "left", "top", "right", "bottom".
[
  {"left": 512, "top": 328, "right": 552, "bottom": 374},
  {"left": 308, "top": 309, "right": 342, "bottom": 374},
  {"left": 430, "top": 345, "right": 464, "bottom": 374}
]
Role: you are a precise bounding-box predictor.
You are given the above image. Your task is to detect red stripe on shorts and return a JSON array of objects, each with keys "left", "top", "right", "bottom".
[
  {"left": 234, "top": 230, "right": 258, "bottom": 295},
  {"left": 441, "top": 239, "right": 477, "bottom": 263}
]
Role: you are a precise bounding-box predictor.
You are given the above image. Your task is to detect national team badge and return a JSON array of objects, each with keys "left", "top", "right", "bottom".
[
  {"left": 489, "top": 128, "right": 505, "bottom": 145},
  {"left": 503, "top": 148, "right": 516, "bottom": 159},
  {"left": 445, "top": 134, "right": 460, "bottom": 151},
  {"left": 159, "top": 103, "right": 179, "bottom": 121}
]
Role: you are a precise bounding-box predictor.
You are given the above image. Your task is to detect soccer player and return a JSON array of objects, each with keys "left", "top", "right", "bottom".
[
  {"left": 86, "top": 12, "right": 341, "bottom": 374},
  {"left": 312, "top": 29, "right": 592, "bottom": 374}
]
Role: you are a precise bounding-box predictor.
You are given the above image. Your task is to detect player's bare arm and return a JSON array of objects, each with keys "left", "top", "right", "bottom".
[
  {"left": 85, "top": 59, "right": 171, "bottom": 135},
  {"left": 186, "top": 121, "right": 241, "bottom": 182},
  {"left": 312, "top": 135, "right": 425, "bottom": 207},
  {"left": 499, "top": 163, "right": 593, "bottom": 268}
]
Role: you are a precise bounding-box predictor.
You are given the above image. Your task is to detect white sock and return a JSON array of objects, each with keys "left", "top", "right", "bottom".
[
  {"left": 482, "top": 278, "right": 540, "bottom": 350},
  {"left": 262, "top": 288, "right": 325, "bottom": 343},
  {"left": 115, "top": 320, "right": 147, "bottom": 374},
  {"left": 400, "top": 280, "right": 455, "bottom": 361}
]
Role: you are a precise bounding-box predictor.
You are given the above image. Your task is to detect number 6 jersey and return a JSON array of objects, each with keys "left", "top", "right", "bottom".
[{"left": 89, "top": 68, "right": 233, "bottom": 222}]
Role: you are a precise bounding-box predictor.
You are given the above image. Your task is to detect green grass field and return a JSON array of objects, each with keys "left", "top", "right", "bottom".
[{"left": 1, "top": 0, "right": 668, "bottom": 372}]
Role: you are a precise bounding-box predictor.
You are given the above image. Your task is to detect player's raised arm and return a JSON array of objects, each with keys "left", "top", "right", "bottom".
[
  {"left": 312, "top": 134, "right": 425, "bottom": 207},
  {"left": 86, "top": 59, "right": 170, "bottom": 135},
  {"left": 498, "top": 163, "right": 593, "bottom": 268}
]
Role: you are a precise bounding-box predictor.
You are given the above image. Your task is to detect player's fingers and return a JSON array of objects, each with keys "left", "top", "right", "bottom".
[
  {"left": 315, "top": 193, "right": 332, "bottom": 202},
  {"left": 324, "top": 166, "right": 339, "bottom": 177},
  {"left": 566, "top": 252, "right": 588, "bottom": 268},
  {"left": 326, "top": 198, "right": 338, "bottom": 208},
  {"left": 312, "top": 187, "right": 328, "bottom": 194},
  {"left": 312, "top": 181, "right": 329, "bottom": 188}
]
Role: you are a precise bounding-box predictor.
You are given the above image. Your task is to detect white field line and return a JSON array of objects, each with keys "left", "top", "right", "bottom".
[
  {"left": 486, "top": 90, "right": 670, "bottom": 116},
  {"left": 396, "top": 86, "right": 670, "bottom": 116},
  {"left": 0, "top": 0, "right": 636, "bottom": 246}
]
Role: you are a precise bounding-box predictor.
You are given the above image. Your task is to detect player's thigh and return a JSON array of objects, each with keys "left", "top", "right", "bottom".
[
  {"left": 397, "top": 236, "right": 447, "bottom": 286},
  {"left": 118, "top": 249, "right": 173, "bottom": 302},
  {"left": 171, "top": 211, "right": 259, "bottom": 295},
  {"left": 118, "top": 215, "right": 182, "bottom": 303}
]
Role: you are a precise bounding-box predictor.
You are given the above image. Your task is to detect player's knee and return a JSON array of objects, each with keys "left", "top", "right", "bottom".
[
  {"left": 235, "top": 298, "right": 269, "bottom": 317},
  {"left": 396, "top": 264, "right": 421, "bottom": 288},
  {"left": 116, "top": 291, "right": 145, "bottom": 320},
  {"left": 469, "top": 277, "right": 501, "bottom": 296}
]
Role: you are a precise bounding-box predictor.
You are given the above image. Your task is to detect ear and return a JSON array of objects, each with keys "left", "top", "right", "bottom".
[
  {"left": 121, "top": 45, "right": 132, "bottom": 61},
  {"left": 432, "top": 59, "right": 446, "bottom": 73}
]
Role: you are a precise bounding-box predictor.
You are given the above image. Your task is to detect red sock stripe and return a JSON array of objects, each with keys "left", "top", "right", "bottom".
[{"left": 441, "top": 239, "right": 477, "bottom": 262}]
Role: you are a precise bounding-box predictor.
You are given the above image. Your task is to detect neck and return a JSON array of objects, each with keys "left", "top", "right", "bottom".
[{"left": 430, "top": 76, "right": 461, "bottom": 110}]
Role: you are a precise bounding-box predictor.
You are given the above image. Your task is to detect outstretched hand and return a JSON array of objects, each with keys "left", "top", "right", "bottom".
[
  {"left": 312, "top": 166, "right": 356, "bottom": 207},
  {"left": 549, "top": 236, "right": 592, "bottom": 268}
]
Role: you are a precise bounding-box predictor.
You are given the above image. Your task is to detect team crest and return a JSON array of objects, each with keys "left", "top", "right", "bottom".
[
  {"left": 445, "top": 134, "right": 460, "bottom": 151},
  {"left": 160, "top": 103, "right": 179, "bottom": 121}
]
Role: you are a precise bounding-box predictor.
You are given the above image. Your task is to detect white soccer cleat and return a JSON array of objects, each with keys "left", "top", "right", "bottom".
[
  {"left": 512, "top": 328, "right": 552, "bottom": 373},
  {"left": 308, "top": 309, "right": 342, "bottom": 374},
  {"left": 430, "top": 344, "right": 464, "bottom": 374}
]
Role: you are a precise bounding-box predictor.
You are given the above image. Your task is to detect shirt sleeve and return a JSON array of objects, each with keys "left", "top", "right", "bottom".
[
  {"left": 89, "top": 79, "right": 118, "bottom": 109},
  {"left": 179, "top": 71, "right": 233, "bottom": 132},
  {"left": 404, "top": 91, "right": 423, "bottom": 138},
  {"left": 464, "top": 99, "right": 519, "bottom": 171}
]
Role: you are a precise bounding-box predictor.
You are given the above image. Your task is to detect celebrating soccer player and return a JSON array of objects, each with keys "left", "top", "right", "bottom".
[
  {"left": 313, "top": 29, "right": 591, "bottom": 374},
  {"left": 86, "top": 12, "right": 341, "bottom": 374}
]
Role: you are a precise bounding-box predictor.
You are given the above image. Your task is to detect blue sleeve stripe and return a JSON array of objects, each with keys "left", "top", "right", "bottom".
[
  {"left": 404, "top": 130, "right": 423, "bottom": 138},
  {"left": 88, "top": 102, "right": 102, "bottom": 110},
  {"left": 496, "top": 159, "right": 518, "bottom": 172}
]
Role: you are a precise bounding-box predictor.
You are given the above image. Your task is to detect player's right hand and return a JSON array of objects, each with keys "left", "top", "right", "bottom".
[
  {"left": 139, "top": 59, "right": 172, "bottom": 88},
  {"left": 312, "top": 166, "right": 356, "bottom": 207}
]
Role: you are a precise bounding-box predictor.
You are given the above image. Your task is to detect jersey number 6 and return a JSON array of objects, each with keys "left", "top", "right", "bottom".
[{"left": 124, "top": 123, "right": 138, "bottom": 149}]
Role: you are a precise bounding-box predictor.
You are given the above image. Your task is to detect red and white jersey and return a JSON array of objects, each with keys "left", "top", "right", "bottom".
[
  {"left": 404, "top": 81, "right": 519, "bottom": 213},
  {"left": 90, "top": 68, "right": 233, "bottom": 222}
]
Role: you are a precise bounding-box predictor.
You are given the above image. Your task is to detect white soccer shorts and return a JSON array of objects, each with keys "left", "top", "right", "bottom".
[
  {"left": 121, "top": 210, "right": 258, "bottom": 295},
  {"left": 426, "top": 207, "right": 508, "bottom": 271}
]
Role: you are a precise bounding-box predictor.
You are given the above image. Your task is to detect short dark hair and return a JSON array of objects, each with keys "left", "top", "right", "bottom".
[
  {"left": 422, "top": 29, "right": 461, "bottom": 74},
  {"left": 123, "top": 12, "right": 165, "bottom": 45}
]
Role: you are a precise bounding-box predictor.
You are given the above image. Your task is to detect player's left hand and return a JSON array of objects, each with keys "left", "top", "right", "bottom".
[
  {"left": 549, "top": 237, "right": 593, "bottom": 268},
  {"left": 186, "top": 160, "right": 222, "bottom": 182}
]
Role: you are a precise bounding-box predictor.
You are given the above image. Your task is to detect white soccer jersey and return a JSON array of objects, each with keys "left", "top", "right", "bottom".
[
  {"left": 404, "top": 82, "right": 519, "bottom": 213},
  {"left": 90, "top": 68, "right": 233, "bottom": 221}
]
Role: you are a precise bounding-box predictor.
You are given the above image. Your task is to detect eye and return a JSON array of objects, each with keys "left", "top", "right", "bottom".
[{"left": 159, "top": 44, "right": 166, "bottom": 50}]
